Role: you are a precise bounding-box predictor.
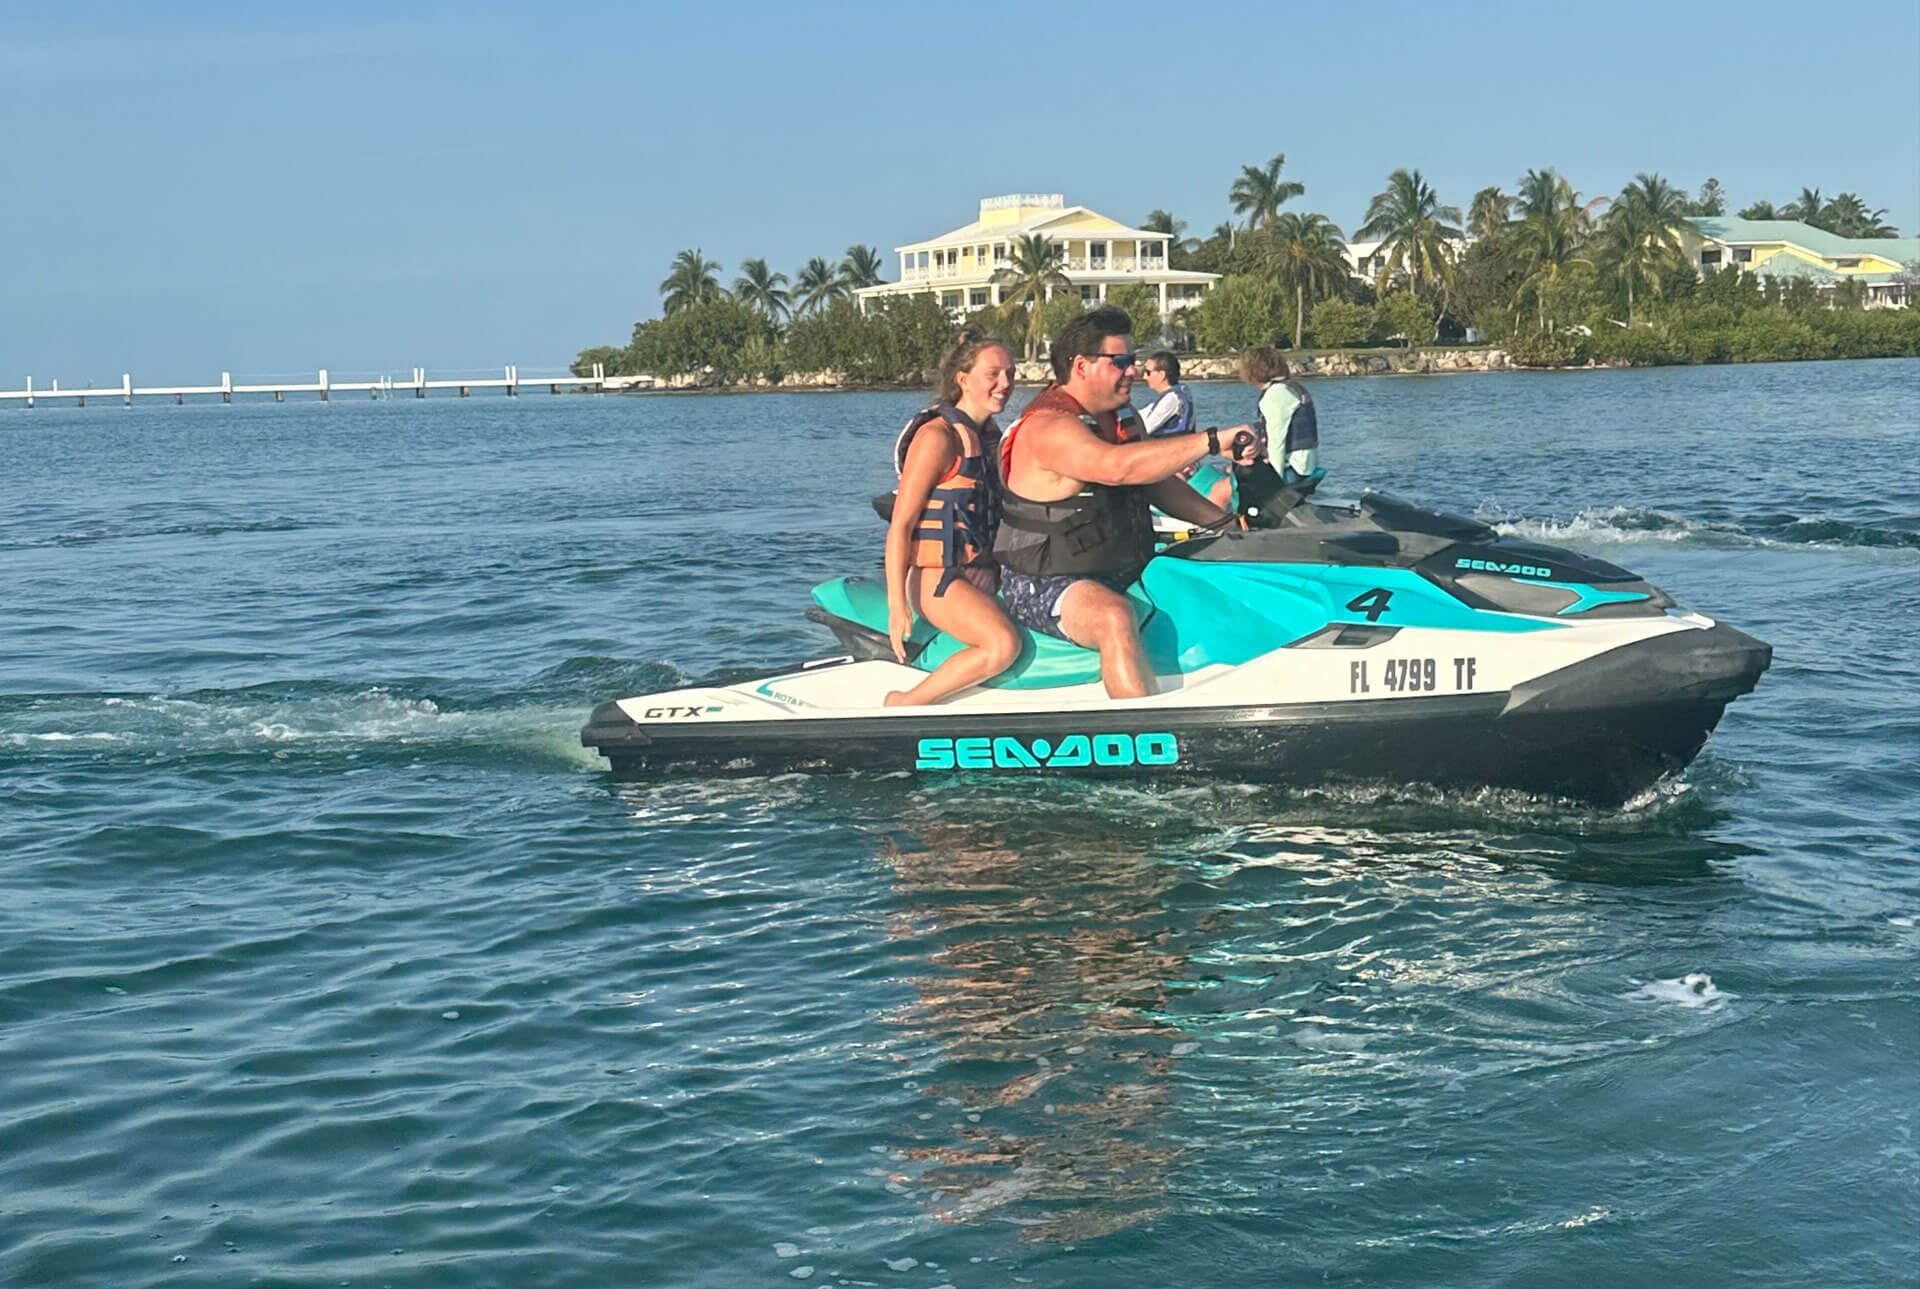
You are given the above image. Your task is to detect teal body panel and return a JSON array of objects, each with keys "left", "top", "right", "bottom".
[
  {"left": 1548, "top": 582, "right": 1654, "bottom": 615},
  {"left": 812, "top": 558, "right": 1562, "bottom": 691},
  {"left": 809, "top": 576, "right": 1148, "bottom": 689}
]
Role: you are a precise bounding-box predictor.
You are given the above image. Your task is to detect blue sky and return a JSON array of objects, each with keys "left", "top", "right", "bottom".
[{"left": 4, "top": 0, "right": 1916, "bottom": 381}]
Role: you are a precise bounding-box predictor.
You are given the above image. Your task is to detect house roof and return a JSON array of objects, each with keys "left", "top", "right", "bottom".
[
  {"left": 1689, "top": 217, "right": 1918, "bottom": 264},
  {"left": 1748, "top": 255, "right": 1842, "bottom": 282},
  {"left": 898, "top": 195, "right": 1167, "bottom": 253}
]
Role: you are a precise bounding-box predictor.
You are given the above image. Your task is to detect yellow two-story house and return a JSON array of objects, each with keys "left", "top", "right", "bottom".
[
  {"left": 1686, "top": 218, "right": 1918, "bottom": 307},
  {"left": 853, "top": 193, "right": 1219, "bottom": 327}
]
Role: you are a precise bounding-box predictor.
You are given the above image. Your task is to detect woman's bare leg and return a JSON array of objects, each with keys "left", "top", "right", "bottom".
[{"left": 884, "top": 571, "right": 1022, "bottom": 706}]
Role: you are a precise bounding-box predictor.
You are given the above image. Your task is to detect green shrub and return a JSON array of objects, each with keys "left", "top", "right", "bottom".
[
  {"left": 1188, "top": 275, "right": 1285, "bottom": 351},
  {"left": 1378, "top": 292, "right": 1433, "bottom": 348},
  {"left": 1105, "top": 283, "right": 1166, "bottom": 344},
  {"left": 571, "top": 345, "right": 626, "bottom": 378},
  {"left": 1503, "top": 330, "right": 1588, "bottom": 367},
  {"left": 1308, "top": 297, "right": 1373, "bottom": 349},
  {"left": 1727, "top": 309, "right": 1832, "bottom": 362},
  {"left": 625, "top": 297, "right": 767, "bottom": 382},
  {"left": 1587, "top": 323, "right": 1683, "bottom": 366}
]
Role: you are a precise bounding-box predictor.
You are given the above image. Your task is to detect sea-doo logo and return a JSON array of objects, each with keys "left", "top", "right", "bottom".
[
  {"left": 1455, "top": 557, "right": 1553, "bottom": 579},
  {"left": 915, "top": 732, "right": 1181, "bottom": 770}
]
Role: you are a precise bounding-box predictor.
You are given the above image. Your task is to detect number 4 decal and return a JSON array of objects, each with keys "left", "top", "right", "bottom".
[{"left": 1345, "top": 588, "right": 1394, "bottom": 622}]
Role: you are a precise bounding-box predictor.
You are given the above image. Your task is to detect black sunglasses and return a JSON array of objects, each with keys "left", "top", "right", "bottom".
[{"left": 1091, "top": 352, "right": 1137, "bottom": 370}]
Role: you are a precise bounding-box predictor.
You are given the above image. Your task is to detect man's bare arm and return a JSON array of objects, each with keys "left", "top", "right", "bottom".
[
  {"left": 1148, "top": 476, "right": 1233, "bottom": 526},
  {"left": 1026, "top": 414, "right": 1215, "bottom": 488}
]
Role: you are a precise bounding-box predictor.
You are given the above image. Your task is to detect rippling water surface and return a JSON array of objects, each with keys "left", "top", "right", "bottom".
[{"left": 3, "top": 360, "right": 1916, "bottom": 1287}]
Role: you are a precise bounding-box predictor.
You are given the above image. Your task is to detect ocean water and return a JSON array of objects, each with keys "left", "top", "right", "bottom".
[{"left": 2, "top": 359, "right": 1916, "bottom": 1288}]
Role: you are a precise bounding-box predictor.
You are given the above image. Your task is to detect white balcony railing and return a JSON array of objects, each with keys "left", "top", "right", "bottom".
[{"left": 902, "top": 255, "right": 1174, "bottom": 282}]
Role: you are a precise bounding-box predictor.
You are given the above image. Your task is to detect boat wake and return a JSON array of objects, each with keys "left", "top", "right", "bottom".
[
  {"left": 0, "top": 657, "right": 689, "bottom": 769},
  {"left": 1491, "top": 506, "right": 1920, "bottom": 553}
]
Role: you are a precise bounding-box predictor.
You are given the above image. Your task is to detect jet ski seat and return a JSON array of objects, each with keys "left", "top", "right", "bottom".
[
  {"left": 808, "top": 555, "right": 1333, "bottom": 691},
  {"left": 809, "top": 575, "right": 1155, "bottom": 690}
]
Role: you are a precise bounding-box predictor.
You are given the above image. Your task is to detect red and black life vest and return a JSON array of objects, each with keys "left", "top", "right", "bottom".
[
  {"left": 893, "top": 403, "right": 1001, "bottom": 596},
  {"left": 992, "top": 384, "right": 1156, "bottom": 579}
]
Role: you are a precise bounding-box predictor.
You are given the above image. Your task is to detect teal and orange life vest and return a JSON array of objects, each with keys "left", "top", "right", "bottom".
[
  {"left": 893, "top": 403, "right": 1001, "bottom": 596},
  {"left": 993, "top": 384, "right": 1156, "bottom": 579}
]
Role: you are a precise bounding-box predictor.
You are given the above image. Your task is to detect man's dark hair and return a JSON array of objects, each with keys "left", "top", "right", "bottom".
[
  {"left": 1049, "top": 305, "right": 1133, "bottom": 383},
  {"left": 1149, "top": 350, "right": 1180, "bottom": 383}
]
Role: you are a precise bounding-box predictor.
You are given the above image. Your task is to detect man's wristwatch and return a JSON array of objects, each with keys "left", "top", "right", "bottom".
[{"left": 1205, "top": 427, "right": 1220, "bottom": 455}]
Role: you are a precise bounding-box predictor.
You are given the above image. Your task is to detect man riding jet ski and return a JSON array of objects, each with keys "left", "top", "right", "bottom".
[{"left": 582, "top": 468, "right": 1770, "bottom": 805}]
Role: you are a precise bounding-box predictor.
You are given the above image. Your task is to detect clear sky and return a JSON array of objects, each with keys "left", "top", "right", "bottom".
[{"left": 4, "top": 0, "right": 1916, "bottom": 382}]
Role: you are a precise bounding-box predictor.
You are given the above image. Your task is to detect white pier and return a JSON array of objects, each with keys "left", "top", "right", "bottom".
[{"left": 0, "top": 364, "right": 658, "bottom": 407}]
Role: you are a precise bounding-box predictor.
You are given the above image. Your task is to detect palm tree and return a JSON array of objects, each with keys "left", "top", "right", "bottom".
[
  {"left": 1785, "top": 187, "right": 1829, "bottom": 229},
  {"left": 1509, "top": 170, "right": 1599, "bottom": 332},
  {"left": 991, "top": 233, "right": 1072, "bottom": 359},
  {"left": 1261, "top": 212, "right": 1348, "bottom": 349},
  {"left": 732, "top": 258, "right": 790, "bottom": 323},
  {"left": 1468, "top": 186, "right": 1512, "bottom": 241},
  {"left": 1355, "top": 169, "right": 1464, "bottom": 322},
  {"left": 1739, "top": 200, "right": 1780, "bottom": 220},
  {"left": 1598, "top": 173, "right": 1690, "bottom": 323},
  {"left": 792, "top": 257, "right": 848, "bottom": 316},
  {"left": 660, "top": 249, "right": 724, "bottom": 314},
  {"left": 1229, "top": 154, "right": 1306, "bottom": 231},
  {"left": 840, "top": 244, "right": 885, "bottom": 289},
  {"left": 1142, "top": 209, "right": 1199, "bottom": 253},
  {"left": 1823, "top": 193, "right": 1898, "bottom": 238},
  {"left": 1690, "top": 178, "right": 1726, "bottom": 216}
]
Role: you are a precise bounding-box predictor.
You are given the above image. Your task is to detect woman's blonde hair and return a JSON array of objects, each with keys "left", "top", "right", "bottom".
[
  {"left": 1238, "top": 346, "right": 1289, "bottom": 385},
  {"left": 936, "top": 327, "right": 1012, "bottom": 405}
]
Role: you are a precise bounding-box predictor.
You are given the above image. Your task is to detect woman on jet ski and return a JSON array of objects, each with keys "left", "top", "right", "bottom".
[
  {"left": 883, "top": 329, "right": 1022, "bottom": 707},
  {"left": 1227, "top": 347, "right": 1320, "bottom": 484}
]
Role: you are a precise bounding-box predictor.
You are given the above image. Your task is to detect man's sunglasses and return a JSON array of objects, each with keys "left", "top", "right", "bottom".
[{"left": 1091, "top": 352, "right": 1137, "bottom": 370}]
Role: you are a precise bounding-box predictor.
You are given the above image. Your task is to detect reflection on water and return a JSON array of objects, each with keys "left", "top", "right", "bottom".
[
  {"left": 852, "top": 774, "right": 1747, "bottom": 1247},
  {"left": 873, "top": 806, "right": 1214, "bottom": 1243}
]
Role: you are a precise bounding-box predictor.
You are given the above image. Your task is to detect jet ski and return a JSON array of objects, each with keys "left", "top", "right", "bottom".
[{"left": 581, "top": 476, "right": 1769, "bottom": 805}]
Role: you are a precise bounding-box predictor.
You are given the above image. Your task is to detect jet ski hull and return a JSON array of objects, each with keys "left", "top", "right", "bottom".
[{"left": 581, "top": 623, "right": 1769, "bottom": 806}]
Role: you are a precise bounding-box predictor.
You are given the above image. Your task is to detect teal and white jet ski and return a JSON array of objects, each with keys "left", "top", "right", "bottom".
[{"left": 582, "top": 489, "right": 1769, "bottom": 805}]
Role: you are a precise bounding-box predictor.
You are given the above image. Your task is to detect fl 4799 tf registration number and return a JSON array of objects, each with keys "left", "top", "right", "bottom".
[{"left": 1350, "top": 657, "right": 1478, "bottom": 694}]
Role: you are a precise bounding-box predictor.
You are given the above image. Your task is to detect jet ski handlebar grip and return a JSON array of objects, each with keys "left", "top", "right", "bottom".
[{"left": 1230, "top": 430, "right": 1257, "bottom": 460}]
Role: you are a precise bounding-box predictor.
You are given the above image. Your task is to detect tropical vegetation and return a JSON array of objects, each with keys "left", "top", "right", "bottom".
[{"left": 578, "top": 157, "right": 1912, "bottom": 384}]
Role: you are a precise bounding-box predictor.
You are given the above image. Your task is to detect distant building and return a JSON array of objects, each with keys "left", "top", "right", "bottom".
[
  {"left": 1685, "top": 218, "right": 1919, "bottom": 307},
  {"left": 853, "top": 193, "right": 1219, "bottom": 326},
  {"left": 1342, "top": 235, "right": 1469, "bottom": 287},
  {"left": 1344, "top": 238, "right": 1391, "bottom": 283}
]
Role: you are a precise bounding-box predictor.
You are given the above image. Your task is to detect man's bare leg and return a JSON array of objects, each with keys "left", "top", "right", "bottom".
[{"left": 1057, "top": 580, "right": 1154, "bottom": 699}]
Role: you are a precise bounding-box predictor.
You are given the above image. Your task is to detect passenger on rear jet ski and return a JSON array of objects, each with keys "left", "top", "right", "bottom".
[
  {"left": 882, "top": 329, "right": 1022, "bottom": 707},
  {"left": 995, "top": 306, "right": 1257, "bottom": 699},
  {"left": 1227, "top": 347, "right": 1320, "bottom": 484}
]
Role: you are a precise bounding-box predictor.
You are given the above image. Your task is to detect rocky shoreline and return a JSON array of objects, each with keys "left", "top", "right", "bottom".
[{"left": 617, "top": 346, "right": 1513, "bottom": 392}]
